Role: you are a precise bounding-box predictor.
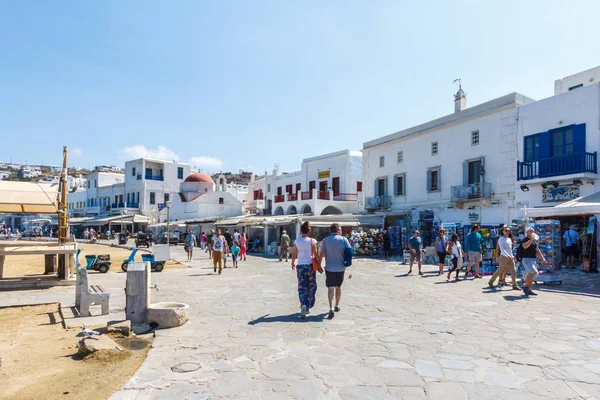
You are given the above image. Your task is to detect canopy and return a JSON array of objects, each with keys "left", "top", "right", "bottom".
[
  {"left": 81, "top": 214, "right": 149, "bottom": 227},
  {"left": 524, "top": 191, "right": 600, "bottom": 218},
  {"left": 0, "top": 181, "right": 59, "bottom": 214}
]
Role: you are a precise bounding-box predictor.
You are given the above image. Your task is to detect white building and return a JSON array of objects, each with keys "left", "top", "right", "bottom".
[
  {"left": 362, "top": 87, "right": 535, "bottom": 238},
  {"left": 245, "top": 150, "right": 363, "bottom": 216},
  {"left": 67, "top": 188, "right": 88, "bottom": 217},
  {"left": 516, "top": 75, "right": 600, "bottom": 216},
  {"left": 554, "top": 65, "right": 600, "bottom": 95},
  {"left": 169, "top": 173, "right": 242, "bottom": 221},
  {"left": 20, "top": 166, "right": 43, "bottom": 179}
]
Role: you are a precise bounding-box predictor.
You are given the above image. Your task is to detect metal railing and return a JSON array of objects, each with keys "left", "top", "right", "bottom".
[
  {"left": 274, "top": 195, "right": 285, "bottom": 203},
  {"left": 301, "top": 191, "right": 313, "bottom": 200},
  {"left": 317, "top": 191, "right": 330, "bottom": 200},
  {"left": 451, "top": 183, "right": 492, "bottom": 201},
  {"left": 126, "top": 202, "right": 139, "bottom": 208},
  {"left": 517, "top": 152, "right": 597, "bottom": 181},
  {"left": 365, "top": 196, "right": 392, "bottom": 210},
  {"left": 287, "top": 193, "right": 298, "bottom": 201},
  {"left": 333, "top": 193, "right": 358, "bottom": 201},
  {"left": 145, "top": 175, "right": 164, "bottom": 181}
]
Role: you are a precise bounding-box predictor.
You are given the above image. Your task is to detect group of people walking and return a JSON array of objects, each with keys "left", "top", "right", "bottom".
[
  {"left": 407, "top": 224, "right": 547, "bottom": 297},
  {"left": 184, "top": 228, "right": 247, "bottom": 273},
  {"left": 291, "top": 222, "right": 351, "bottom": 320}
]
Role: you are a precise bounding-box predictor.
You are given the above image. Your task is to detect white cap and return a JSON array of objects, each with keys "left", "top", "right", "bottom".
[{"left": 525, "top": 226, "right": 534, "bottom": 233}]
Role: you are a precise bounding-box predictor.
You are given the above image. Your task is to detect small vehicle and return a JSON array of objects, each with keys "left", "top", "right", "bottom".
[
  {"left": 157, "top": 231, "right": 181, "bottom": 245},
  {"left": 135, "top": 232, "right": 153, "bottom": 248},
  {"left": 84, "top": 253, "right": 111, "bottom": 273},
  {"left": 121, "top": 248, "right": 165, "bottom": 272}
]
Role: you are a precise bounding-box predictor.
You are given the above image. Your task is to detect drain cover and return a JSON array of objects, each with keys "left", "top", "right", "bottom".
[{"left": 171, "top": 362, "right": 202, "bottom": 373}]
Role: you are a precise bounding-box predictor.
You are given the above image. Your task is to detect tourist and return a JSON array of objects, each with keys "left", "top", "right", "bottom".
[
  {"left": 319, "top": 223, "right": 351, "bottom": 320},
  {"left": 382, "top": 230, "right": 391, "bottom": 258},
  {"left": 563, "top": 225, "right": 579, "bottom": 269},
  {"left": 446, "top": 234, "right": 465, "bottom": 281},
  {"left": 291, "top": 221, "right": 321, "bottom": 319},
  {"left": 231, "top": 241, "right": 240, "bottom": 268},
  {"left": 233, "top": 229, "right": 241, "bottom": 245},
  {"left": 488, "top": 225, "right": 519, "bottom": 290},
  {"left": 279, "top": 230, "right": 291, "bottom": 262},
  {"left": 435, "top": 228, "right": 449, "bottom": 276},
  {"left": 408, "top": 230, "right": 423, "bottom": 275},
  {"left": 223, "top": 228, "right": 233, "bottom": 249},
  {"left": 206, "top": 229, "right": 214, "bottom": 258},
  {"left": 521, "top": 226, "right": 548, "bottom": 296},
  {"left": 84, "top": 228, "right": 89, "bottom": 240},
  {"left": 211, "top": 229, "right": 227, "bottom": 274},
  {"left": 185, "top": 229, "right": 197, "bottom": 262},
  {"left": 239, "top": 232, "right": 247, "bottom": 261},
  {"left": 465, "top": 225, "right": 483, "bottom": 279},
  {"left": 199, "top": 232, "right": 207, "bottom": 250}
]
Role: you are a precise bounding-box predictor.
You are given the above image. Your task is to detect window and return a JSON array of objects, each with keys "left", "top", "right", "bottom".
[
  {"left": 309, "top": 181, "right": 316, "bottom": 191},
  {"left": 332, "top": 177, "right": 340, "bottom": 195},
  {"left": 551, "top": 126, "right": 574, "bottom": 157},
  {"left": 471, "top": 130, "right": 479, "bottom": 146},
  {"left": 467, "top": 160, "right": 481, "bottom": 185},
  {"left": 94, "top": 180, "right": 97, "bottom": 188},
  {"left": 296, "top": 183, "right": 301, "bottom": 192},
  {"left": 137, "top": 192, "right": 140, "bottom": 203},
  {"left": 569, "top": 84, "right": 583, "bottom": 91},
  {"left": 394, "top": 174, "right": 406, "bottom": 196},
  {"left": 267, "top": 184, "right": 271, "bottom": 192},
  {"left": 132, "top": 167, "right": 136, "bottom": 176},
  {"left": 427, "top": 167, "right": 441, "bottom": 192},
  {"left": 379, "top": 156, "right": 385, "bottom": 167},
  {"left": 524, "top": 134, "right": 540, "bottom": 161},
  {"left": 219, "top": 197, "right": 224, "bottom": 204},
  {"left": 431, "top": 142, "right": 438, "bottom": 156},
  {"left": 150, "top": 192, "right": 156, "bottom": 205},
  {"left": 127, "top": 193, "right": 130, "bottom": 203},
  {"left": 177, "top": 167, "right": 183, "bottom": 179},
  {"left": 164, "top": 193, "right": 169, "bottom": 203},
  {"left": 145, "top": 168, "right": 152, "bottom": 178},
  {"left": 285, "top": 184, "right": 293, "bottom": 194},
  {"left": 357, "top": 182, "right": 362, "bottom": 192},
  {"left": 397, "top": 151, "right": 403, "bottom": 163}
]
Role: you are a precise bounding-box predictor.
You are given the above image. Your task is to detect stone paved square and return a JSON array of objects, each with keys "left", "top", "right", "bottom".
[{"left": 3, "top": 247, "right": 600, "bottom": 399}]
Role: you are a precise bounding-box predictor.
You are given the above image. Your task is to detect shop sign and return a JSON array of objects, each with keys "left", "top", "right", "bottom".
[
  {"left": 317, "top": 170, "right": 330, "bottom": 179},
  {"left": 542, "top": 185, "right": 579, "bottom": 203},
  {"left": 468, "top": 212, "right": 480, "bottom": 222},
  {"left": 419, "top": 210, "right": 434, "bottom": 221}
]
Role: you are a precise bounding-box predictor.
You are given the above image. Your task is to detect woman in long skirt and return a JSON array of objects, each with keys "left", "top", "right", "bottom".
[{"left": 291, "top": 221, "right": 323, "bottom": 319}]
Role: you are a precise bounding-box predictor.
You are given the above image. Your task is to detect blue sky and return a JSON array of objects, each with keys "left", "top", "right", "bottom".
[{"left": 1, "top": 1, "right": 600, "bottom": 174}]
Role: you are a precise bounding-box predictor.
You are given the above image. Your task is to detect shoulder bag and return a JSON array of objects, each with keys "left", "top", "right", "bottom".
[{"left": 310, "top": 239, "right": 322, "bottom": 273}]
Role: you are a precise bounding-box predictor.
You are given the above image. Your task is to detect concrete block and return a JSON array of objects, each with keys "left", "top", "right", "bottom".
[
  {"left": 147, "top": 302, "right": 189, "bottom": 328},
  {"left": 78, "top": 334, "right": 122, "bottom": 356},
  {"left": 107, "top": 320, "right": 131, "bottom": 336}
]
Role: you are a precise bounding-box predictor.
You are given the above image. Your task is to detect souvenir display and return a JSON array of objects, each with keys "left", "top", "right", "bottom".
[{"left": 347, "top": 229, "right": 384, "bottom": 257}]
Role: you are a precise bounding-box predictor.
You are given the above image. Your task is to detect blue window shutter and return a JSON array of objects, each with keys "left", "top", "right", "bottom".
[
  {"left": 438, "top": 168, "right": 442, "bottom": 190},
  {"left": 374, "top": 179, "right": 378, "bottom": 196},
  {"left": 393, "top": 176, "right": 398, "bottom": 195},
  {"left": 426, "top": 170, "right": 432, "bottom": 192},
  {"left": 463, "top": 161, "right": 469, "bottom": 185},
  {"left": 384, "top": 177, "right": 388, "bottom": 196},
  {"left": 480, "top": 157, "right": 485, "bottom": 185},
  {"left": 573, "top": 123, "right": 586, "bottom": 154},
  {"left": 539, "top": 131, "right": 551, "bottom": 177}
]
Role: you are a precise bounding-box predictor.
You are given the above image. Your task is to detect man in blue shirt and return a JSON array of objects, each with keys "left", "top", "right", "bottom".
[
  {"left": 563, "top": 225, "right": 580, "bottom": 269},
  {"left": 319, "top": 223, "right": 351, "bottom": 320},
  {"left": 185, "top": 229, "right": 197, "bottom": 263},
  {"left": 408, "top": 230, "right": 423, "bottom": 275},
  {"left": 465, "top": 225, "right": 483, "bottom": 279}
]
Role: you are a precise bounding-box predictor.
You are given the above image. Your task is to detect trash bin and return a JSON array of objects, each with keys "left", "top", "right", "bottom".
[{"left": 119, "top": 233, "right": 127, "bottom": 245}]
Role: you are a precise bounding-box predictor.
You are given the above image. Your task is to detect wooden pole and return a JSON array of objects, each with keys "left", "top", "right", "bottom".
[{"left": 58, "top": 146, "right": 68, "bottom": 244}]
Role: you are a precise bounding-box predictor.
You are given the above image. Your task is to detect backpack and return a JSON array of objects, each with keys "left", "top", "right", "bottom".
[
  {"left": 515, "top": 242, "right": 523, "bottom": 262},
  {"left": 343, "top": 239, "right": 353, "bottom": 267}
]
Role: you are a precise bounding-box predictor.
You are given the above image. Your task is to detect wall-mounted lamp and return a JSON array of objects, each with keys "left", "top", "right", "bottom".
[
  {"left": 587, "top": 180, "right": 595, "bottom": 185},
  {"left": 550, "top": 181, "right": 559, "bottom": 188},
  {"left": 541, "top": 182, "right": 549, "bottom": 189},
  {"left": 520, "top": 185, "right": 530, "bottom": 192},
  {"left": 573, "top": 179, "right": 583, "bottom": 186}
]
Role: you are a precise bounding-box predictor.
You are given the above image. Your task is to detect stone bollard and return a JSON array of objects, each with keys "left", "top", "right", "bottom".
[{"left": 125, "top": 262, "right": 151, "bottom": 324}]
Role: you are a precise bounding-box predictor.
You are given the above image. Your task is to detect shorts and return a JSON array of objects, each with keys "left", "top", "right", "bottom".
[
  {"left": 468, "top": 251, "right": 482, "bottom": 263},
  {"left": 522, "top": 258, "right": 539, "bottom": 275},
  {"left": 566, "top": 245, "right": 579, "bottom": 257},
  {"left": 410, "top": 251, "right": 421, "bottom": 263},
  {"left": 232, "top": 254, "right": 239, "bottom": 261},
  {"left": 325, "top": 271, "right": 345, "bottom": 287},
  {"left": 437, "top": 251, "right": 448, "bottom": 264},
  {"left": 186, "top": 245, "right": 194, "bottom": 253}
]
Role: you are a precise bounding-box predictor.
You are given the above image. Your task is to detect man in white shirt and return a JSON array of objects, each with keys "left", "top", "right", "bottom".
[{"left": 211, "top": 229, "right": 228, "bottom": 275}]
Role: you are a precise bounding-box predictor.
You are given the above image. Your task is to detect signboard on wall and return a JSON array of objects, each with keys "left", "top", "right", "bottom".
[
  {"left": 542, "top": 185, "right": 579, "bottom": 203},
  {"left": 317, "top": 170, "right": 330, "bottom": 179},
  {"left": 468, "top": 212, "right": 480, "bottom": 222}
]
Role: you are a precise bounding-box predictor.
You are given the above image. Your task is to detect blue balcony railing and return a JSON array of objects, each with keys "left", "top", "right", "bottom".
[
  {"left": 365, "top": 196, "right": 392, "bottom": 210},
  {"left": 126, "top": 202, "right": 139, "bottom": 208},
  {"left": 145, "top": 175, "right": 164, "bottom": 181},
  {"left": 517, "top": 152, "right": 597, "bottom": 181},
  {"left": 118, "top": 202, "right": 125, "bottom": 208},
  {"left": 451, "top": 183, "right": 492, "bottom": 202},
  {"left": 111, "top": 203, "right": 118, "bottom": 209}
]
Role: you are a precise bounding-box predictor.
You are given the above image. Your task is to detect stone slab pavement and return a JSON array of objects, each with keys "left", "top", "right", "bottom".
[{"left": 2, "top": 246, "right": 600, "bottom": 399}]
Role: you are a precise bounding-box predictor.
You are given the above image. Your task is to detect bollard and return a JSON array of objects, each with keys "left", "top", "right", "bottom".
[{"left": 125, "top": 262, "right": 151, "bottom": 324}]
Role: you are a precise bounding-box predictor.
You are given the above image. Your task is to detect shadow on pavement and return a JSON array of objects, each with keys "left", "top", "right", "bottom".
[
  {"left": 248, "top": 313, "right": 329, "bottom": 325},
  {"left": 503, "top": 295, "right": 527, "bottom": 301}
]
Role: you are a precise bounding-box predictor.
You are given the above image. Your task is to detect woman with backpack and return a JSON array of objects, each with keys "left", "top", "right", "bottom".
[{"left": 446, "top": 234, "right": 465, "bottom": 281}]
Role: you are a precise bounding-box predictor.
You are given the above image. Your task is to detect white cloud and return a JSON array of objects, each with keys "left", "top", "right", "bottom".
[
  {"left": 189, "top": 156, "right": 224, "bottom": 172},
  {"left": 71, "top": 147, "right": 83, "bottom": 157},
  {"left": 119, "top": 145, "right": 180, "bottom": 161}
]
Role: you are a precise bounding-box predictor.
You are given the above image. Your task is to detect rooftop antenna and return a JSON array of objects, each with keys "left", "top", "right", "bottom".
[{"left": 453, "top": 78, "right": 463, "bottom": 93}]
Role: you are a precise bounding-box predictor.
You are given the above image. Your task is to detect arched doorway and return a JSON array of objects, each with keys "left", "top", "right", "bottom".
[
  {"left": 300, "top": 204, "right": 312, "bottom": 214},
  {"left": 287, "top": 205, "right": 298, "bottom": 215},
  {"left": 273, "top": 206, "right": 284, "bottom": 216},
  {"left": 320, "top": 205, "right": 343, "bottom": 215}
]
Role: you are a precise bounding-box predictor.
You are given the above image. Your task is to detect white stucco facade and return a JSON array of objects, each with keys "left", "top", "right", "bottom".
[
  {"left": 554, "top": 65, "right": 600, "bottom": 95},
  {"left": 245, "top": 150, "right": 363, "bottom": 216}
]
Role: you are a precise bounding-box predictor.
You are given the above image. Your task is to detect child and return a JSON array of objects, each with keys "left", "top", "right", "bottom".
[{"left": 231, "top": 241, "right": 241, "bottom": 268}]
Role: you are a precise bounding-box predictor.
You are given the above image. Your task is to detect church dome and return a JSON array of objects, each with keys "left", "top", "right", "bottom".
[{"left": 184, "top": 173, "right": 214, "bottom": 184}]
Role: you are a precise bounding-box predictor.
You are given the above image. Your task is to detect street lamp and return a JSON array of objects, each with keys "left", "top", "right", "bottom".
[{"left": 165, "top": 201, "right": 172, "bottom": 245}]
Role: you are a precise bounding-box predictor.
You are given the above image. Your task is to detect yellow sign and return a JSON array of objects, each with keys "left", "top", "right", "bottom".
[{"left": 317, "top": 170, "right": 330, "bottom": 179}]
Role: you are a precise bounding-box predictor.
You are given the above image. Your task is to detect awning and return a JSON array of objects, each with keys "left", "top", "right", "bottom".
[
  {"left": 308, "top": 220, "right": 360, "bottom": 228},
  {"left": 0, "top": 181, "right": 59, "bottom": 214},
  {"left": 216, "top": 217, "right": 244, "bottom": 226},
  {"left": 524, "top": 191, "right": 600, "bottom": 218},
  {"left": 81, "top": 214, "right": 148, "bottom": 226}
]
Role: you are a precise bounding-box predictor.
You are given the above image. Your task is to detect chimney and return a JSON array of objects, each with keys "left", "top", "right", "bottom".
[{"left": 454, "top": 83, "right": 466, "bottom": 113}]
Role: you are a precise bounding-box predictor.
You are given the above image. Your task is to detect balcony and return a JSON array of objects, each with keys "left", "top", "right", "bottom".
[
  {"left": 145, "top": 175, "right": 164, "bottom": 181},
  {"left": 333, "top": 193, "right": 358, "bottom": 201},
  {"left": 317, "top": 191, "right": 330, "bottom": 200},
  {"left": 365, "top": 196, "right": 392, "bottom": 210},
  {"left": 274, "top": 195, "right": 285, "bottom": 203},
  {"left": 517, "top": 152, "right": 597, "bottom": 181},
  {"left": 301, "top": 191, "right": 313, "bottom": 200},
  {"left": 111, "top": 203, "right": 118, "bottom": 209},
  {"left": 287, "top": 193, "right": 298, "bottom": 202},
  {"left": 451, "top": 183, "right": 492, "bottom": 202},
  {"left": 126, "top": 202, "right": 139, "bottom": 208}
]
